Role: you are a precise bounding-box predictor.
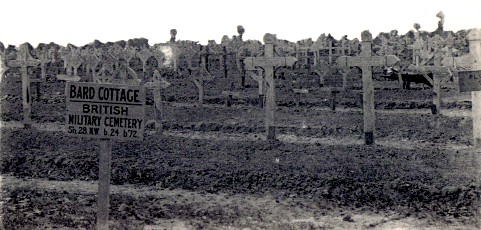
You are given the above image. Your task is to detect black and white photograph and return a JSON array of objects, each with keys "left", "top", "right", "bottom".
[{"left": 1, "top": 0, "right": 480, "bottom": 229}]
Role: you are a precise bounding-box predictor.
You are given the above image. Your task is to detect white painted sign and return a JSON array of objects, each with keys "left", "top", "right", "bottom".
[{"left": 65, "top": 82, "right": 145, "bottom": 140}]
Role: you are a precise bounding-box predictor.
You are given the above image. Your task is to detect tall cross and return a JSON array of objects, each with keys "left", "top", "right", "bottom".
[
  {"left": 8, "top": 43, "right": 42, "bottom": 127},
  {"left": 244, "top": 33, "right": 297, "bottom": 140},
  {"left": 337, "top": 31, "right": 399, "bottom": 145}
]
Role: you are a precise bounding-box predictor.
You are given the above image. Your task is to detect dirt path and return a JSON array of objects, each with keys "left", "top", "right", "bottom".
[{"left": 1, "top": 175, "right": 472, "bottom": 229}]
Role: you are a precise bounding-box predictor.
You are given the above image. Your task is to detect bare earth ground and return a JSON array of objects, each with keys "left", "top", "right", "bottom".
[
  {"left": 1, "top": 72, "right": 480, "bottom": 229},
  {"left": 1, "top": 174, "right": 475, "bottom": 230},
  {"left": 1, "top": 119, "right": 480, "bottom": 229}
]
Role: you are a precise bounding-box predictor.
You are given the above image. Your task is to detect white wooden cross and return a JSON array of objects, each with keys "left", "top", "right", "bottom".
[
  {"left": 7, "top": 43, "right": 42, "bottom": 127},
  {"left": 138, "top": 47, "right": 154, "bottom": 78},
  {"left": 244, "top": 33, "right": 297, "bottom": 140},
  {"left": 337, "top": 31, "right": 399, "bottom": 145},
  {"left": 145, "top": 69, "right": 171, "bottom": 131}
]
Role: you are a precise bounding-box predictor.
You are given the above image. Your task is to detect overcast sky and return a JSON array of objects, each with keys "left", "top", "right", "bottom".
[{"left": 1, "top": 0, "right": 480, "bottom": 47}]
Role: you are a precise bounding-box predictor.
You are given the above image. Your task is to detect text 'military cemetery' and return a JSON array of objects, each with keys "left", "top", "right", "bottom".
[{"left": 66, "top": 82, "right": 145, "bottom": 140}]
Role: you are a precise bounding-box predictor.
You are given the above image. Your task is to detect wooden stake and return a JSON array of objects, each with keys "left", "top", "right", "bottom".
[
  {"left": 432, "top": 76, "right": 441, "bottom": 114},
  {"left": 193, "top": 79, "right": 204, "bottom": 105},
  {"left": 154, "top": 88, "right": 163, "bottom": 132},
  {"left": 473, "top": 91, "right": 481, "bottom": 148},
  {"left": 330, "top": 90, "right": 338, "bottom": 111},
  {"left": 21, "top": 69, "right": 32, "bottom": 127}
]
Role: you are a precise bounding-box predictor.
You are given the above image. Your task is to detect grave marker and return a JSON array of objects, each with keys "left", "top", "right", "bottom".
[
  {"left": 192, "top": 47, "right": 214, "bottom": 105},
  {"left": 146, "top": 70, "right": 171, "bottom": 131},
  {"left": 292, "top": 88, "right": 309, "bottom": 108},
  {"left": 138, "top": 48, "right": 154, "bottom": 77},
  {"left": 244, "top": 33, "right": 297, "bottom": 140},
  {"left": 443, "top": 28, "right": 481, "bottom": 148},
  {"left": 65, "top": 50, "right": 84, "bottom": 76},
  {"left": 337, "top": 31, "right": 399, "bottom": 145},
  {"left": 221, "top": 91, "right": 240, "bottom": 107},
  {"left": 7, "top": 43, "right": 42, "bottom": 127}
]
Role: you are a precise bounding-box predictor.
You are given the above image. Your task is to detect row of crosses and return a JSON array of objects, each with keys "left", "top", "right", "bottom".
[{"left": 7, "top": 30, "right": 477, "bottom": 146}]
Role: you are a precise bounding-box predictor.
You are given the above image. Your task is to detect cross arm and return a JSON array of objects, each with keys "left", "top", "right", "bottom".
[
  {"left": 145, "top": 80, "right": 171, "bottom": 89},
  {"left": 244, "top": 56, "right": 297, "bottom": 70},
  {"left": 7, "top": 59, "right": 41, "bottom": 68},
  {"left": 336, "top": 55, "right": 399, "bottom": 67}
]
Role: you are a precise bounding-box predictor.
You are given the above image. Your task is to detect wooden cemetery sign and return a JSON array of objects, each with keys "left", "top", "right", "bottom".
[
  {"left": 65, "top": 82, "right": 145, "bottom": 140},
  {"left": 65, "top": 81, "right": 145, "bottom": 230},
  {"left": 337, "top": 31, "right": 399, "bottom": 145},
  {"left": 244, "top": 33, "right": 297, "bottom": 140},
  {"left": 7, "top": 43, "right": 42, "bottom": 127}
]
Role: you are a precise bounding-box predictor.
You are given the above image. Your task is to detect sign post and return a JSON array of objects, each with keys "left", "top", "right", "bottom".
[
  {"left": 7, "top": 43, "right": 41, "bottom": 128},
  {"left": 337, "top": 31, "right": 399, "bottom": 145},
  {"left": 244, "top": 33, "right": 297, "bottom": 140},
  {"left": 65, "top": 82, "right": 145, "bottom": 230},
  {"left": 97, "top": 138, "right": 111, "bottom": 230}
]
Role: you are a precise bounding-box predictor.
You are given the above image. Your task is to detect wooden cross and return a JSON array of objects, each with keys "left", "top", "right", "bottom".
[
  {"left": 57, "top": 50, "right": 85, "bottom": 82},
  {"left": 337, "top": 31, "right": 399, "bottom": 145},
  {"left": 443, "top": 29, "right": 481, "bottom": 148},
  {"left": 244, "top": 33, "right": 297, "bottom": 140},
  {"left": 38, "top": 49, "right": 50, "bottom": 80},
  {"left": 292, "top": 88, "right": 309, "bottom": 109},
  {"left": 192, "top": 47, "right": 214, "bottom": 105},
  {"left": 246, "top": 68, "right": 265, "bottom": 108},
  {"left": 138, "top": 48, "right": 154, "bottom": 77},
  {"left": 82, "top": 51, "right": 101, "bottom": 78},
  {"left": 65, "top": 50, "right": 84, "bottom": 76},
  {"left": 221, "top": 46, "right": 228, "bottom": 78},
  {"left": 408, "top": 58, "right": 452, "bottom": 115},
  {"left": 7, "top": 43, "right": 42, "bottom": 127},
  {"left": 145, "top": 70, "right": 171, "bottom": 131}
]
